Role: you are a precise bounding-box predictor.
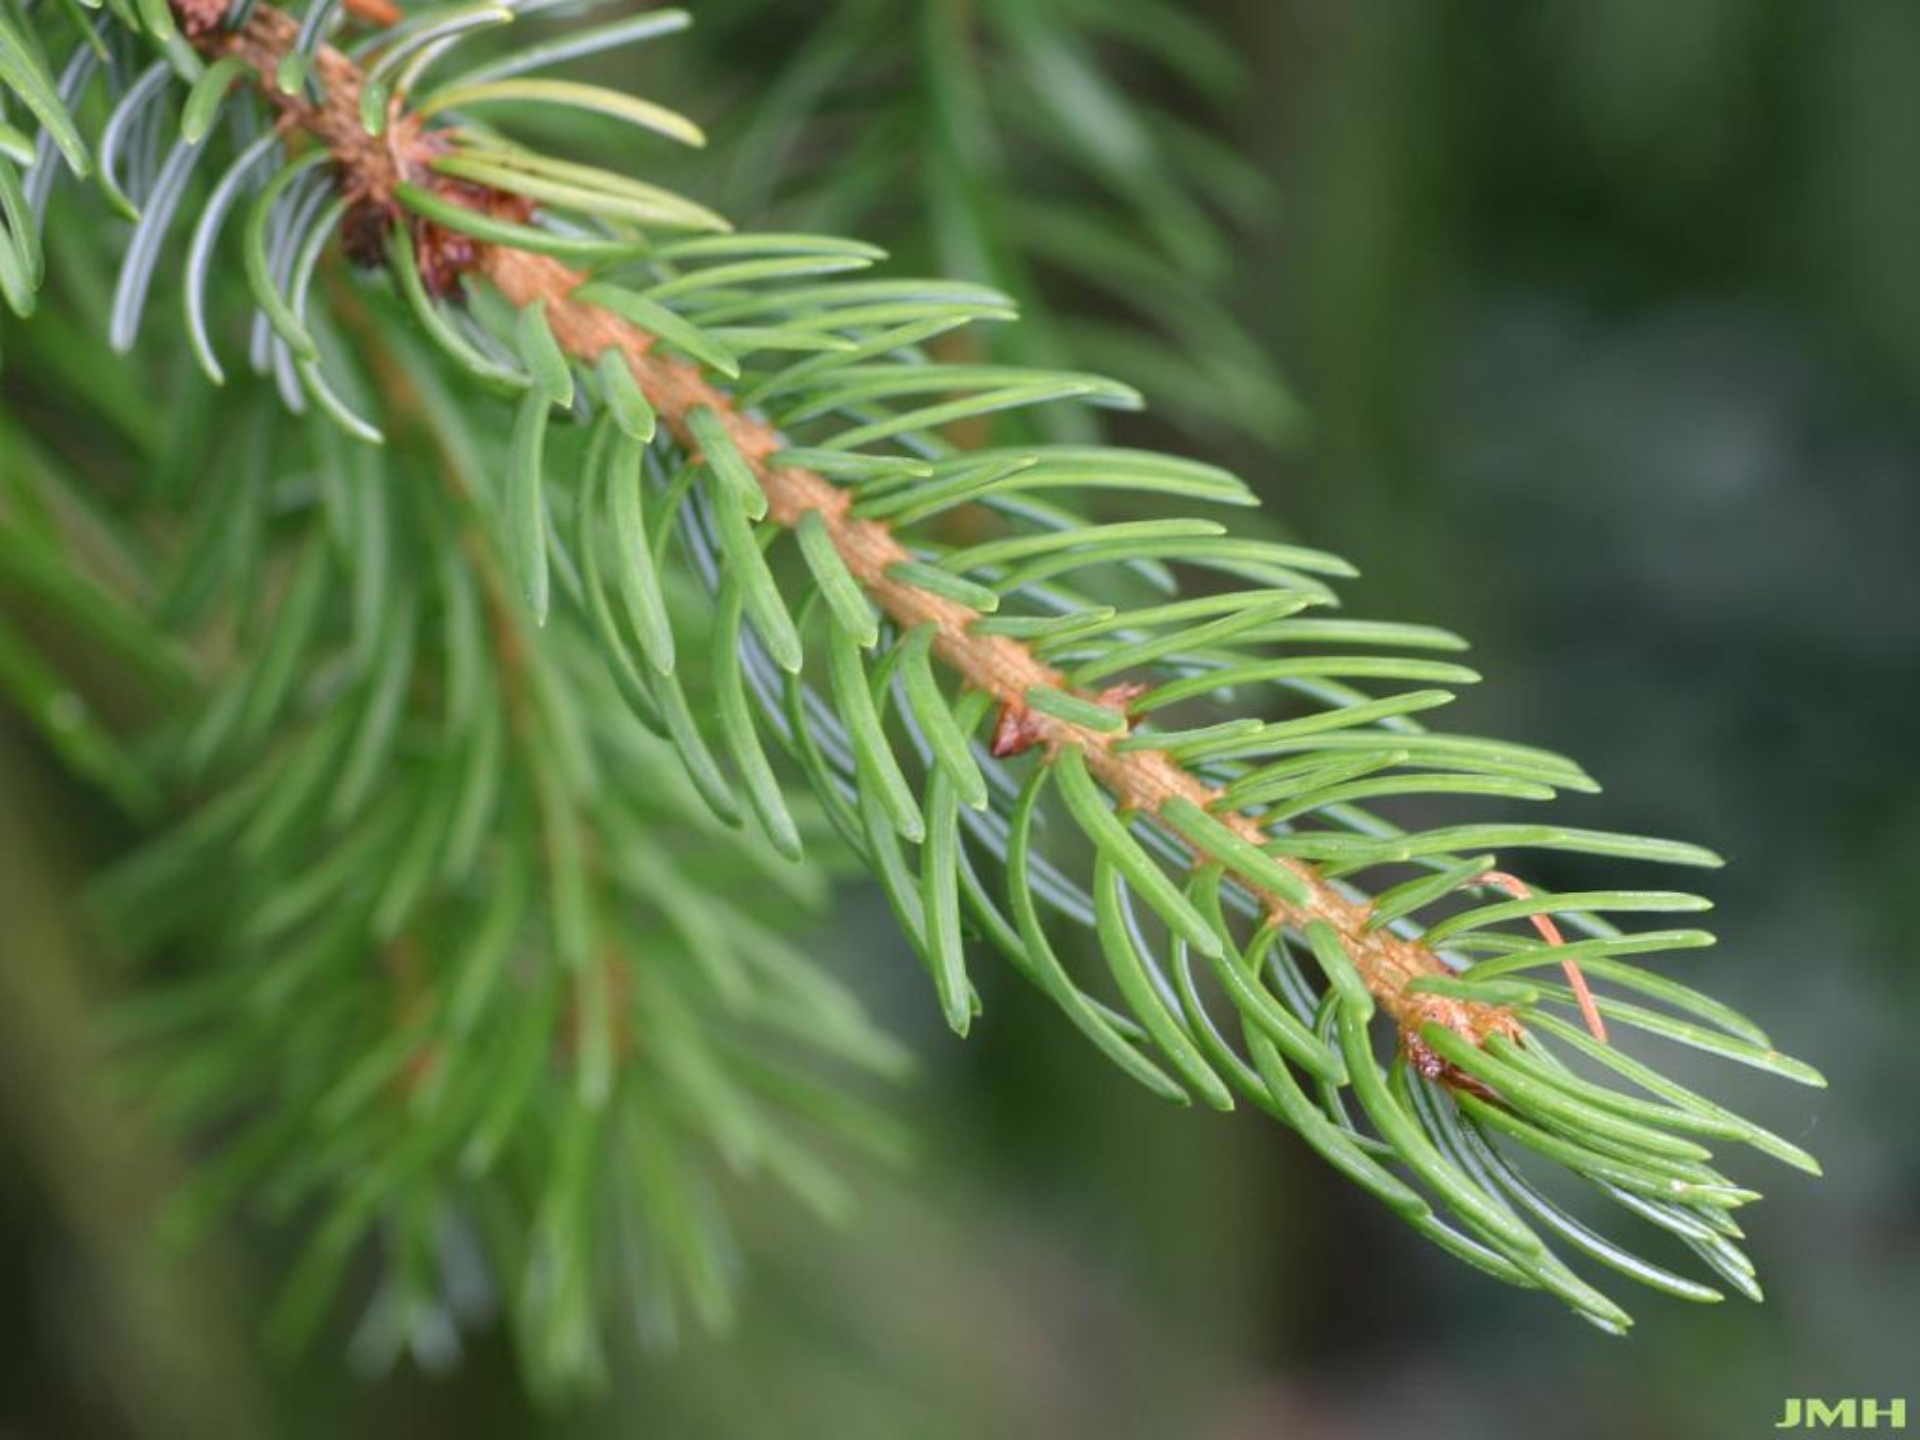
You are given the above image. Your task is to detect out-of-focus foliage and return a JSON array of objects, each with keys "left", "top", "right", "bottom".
[
  {"left": 685, "top": 0, "right": 1306, "bottom": 448},
  {"left": 5, "top": 290, "right": 911, "bottom": 1402}
]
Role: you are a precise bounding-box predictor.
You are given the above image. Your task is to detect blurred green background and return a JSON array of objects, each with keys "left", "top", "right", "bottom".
[{"left": 4, "top": 1, "right": 1915, "bottom": 1436}]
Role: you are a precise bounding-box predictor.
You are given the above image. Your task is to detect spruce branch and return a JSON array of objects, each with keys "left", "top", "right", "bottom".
[
  {"left": 478, "top": 239, "right": 1506, "bottom": 1046},
  {"left": 183, "top": 12, "right": 1503, "bottom": 1045},
  {"left": 0, "top": 0, "right": 1827, "bottom": 1362}
]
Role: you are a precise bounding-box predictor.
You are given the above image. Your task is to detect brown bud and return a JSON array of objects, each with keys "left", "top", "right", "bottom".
[{"left": 990, "top": 703, "right": 1046, "bottom": 759}]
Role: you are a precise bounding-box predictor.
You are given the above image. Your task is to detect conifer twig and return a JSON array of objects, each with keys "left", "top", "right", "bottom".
[{"left": 190, "top": 0, "right": 1515, "bottom": 1053}]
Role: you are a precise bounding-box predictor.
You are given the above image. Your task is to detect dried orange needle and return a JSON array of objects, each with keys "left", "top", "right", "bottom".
[
  {"left": 343, "top": 0, "right": 400, "bottom": 27},
  {"left": 1473, "top": 870, "right": 1608, "bottom": 1043}
]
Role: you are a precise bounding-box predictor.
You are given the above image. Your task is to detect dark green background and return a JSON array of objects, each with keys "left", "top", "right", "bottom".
[{"left": 4, "top": 2, "right": 1914, "bottom": 1435}]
